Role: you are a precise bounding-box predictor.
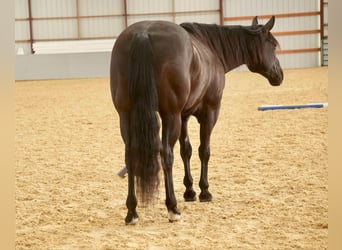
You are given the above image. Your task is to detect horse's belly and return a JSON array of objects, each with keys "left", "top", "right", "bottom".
[{"left": 183, "top": 78, "right": 210, "bottom": 114}]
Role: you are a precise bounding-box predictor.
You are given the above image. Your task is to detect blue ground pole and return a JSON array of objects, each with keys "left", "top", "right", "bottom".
[{"left": 258, "top": 103, "right": 328, "bottom": 111}]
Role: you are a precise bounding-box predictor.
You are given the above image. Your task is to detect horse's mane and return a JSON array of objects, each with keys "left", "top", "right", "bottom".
[{"left": 180, "top": 22, "right": 279, "bottom": 71}]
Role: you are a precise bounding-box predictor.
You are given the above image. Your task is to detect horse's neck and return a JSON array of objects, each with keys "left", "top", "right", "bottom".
[
  {"left": 196, "top": 25, "right": 250, "bottom": 73},
  {"left": 183, "top": 23, "right": 251, "bottom": 73},
  {"left": 219, "top": 27, "right": 250, "bottom": 72}
]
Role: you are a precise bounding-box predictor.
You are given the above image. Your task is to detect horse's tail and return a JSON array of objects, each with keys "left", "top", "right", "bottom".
[{"left": 127, "top": 32, "right": 160, "bottom": 204}]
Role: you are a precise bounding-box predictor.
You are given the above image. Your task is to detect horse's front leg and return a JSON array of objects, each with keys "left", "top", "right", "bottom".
[
  {"left": 161, "top": 114, "right": 182, "bottom": 222},
  {"left": 179, "top": 116, "right": 196, "bottom": 201},
  {"left": 197, "top": 109, "right": 219, "bottom": 202}
]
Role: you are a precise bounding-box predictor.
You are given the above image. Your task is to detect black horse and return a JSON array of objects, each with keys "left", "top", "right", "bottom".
[{"left": 110, "top": 16, "right": 283, "bottom": 224}]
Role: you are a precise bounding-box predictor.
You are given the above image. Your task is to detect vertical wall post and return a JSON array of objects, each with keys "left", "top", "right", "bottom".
[
  {"left": 320, "top": 0, "right": 324, "bottom": 41},
  {"left": 123, "top": 0, "right": 128, "bottom": 28},
  {"left": 219, "top": 0, "right": 224, "bottom": 25},
  {"left": 27, "top": 0, "right": 34, "bottom": 54},
  {"left": 76, "top": 0, "right": 81, "bottom": 40},
  {"left": 320, "top": 0, "right": 324, "bottom": 66},
  {"left": 171, "top": 0, "right": 176, "bottom": 23}
]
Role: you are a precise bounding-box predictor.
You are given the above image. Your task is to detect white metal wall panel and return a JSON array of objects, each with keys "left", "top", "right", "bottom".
[
  {"left": 33, "top": 20, "right": 77, "bottom": 40},
  {"left": 225, "top": 16, "right": 319, "bottom": 33},
  {"left": 277, "top": 53, "right": 319, "bottom": 69},
  {"left": 78, "top": 0, "right": 124, "bottom": 16},
  {"left": 276, "top": 16, "right": 319, "bottom": 32},
  {"left": 15, "top": 21, "right": 30, "bottom": 41},
  {"left": 175, "top": 13, "right": 220, "bottom": 24},
  {"left": 236, "top": 53, "right": 320, "bottom": 71},
  {"left": 224, "top": 0, "right": 318, "bottom": 17},
  {"left": 31, "top": 0, "right": 76, "bottom": 17},
  {"left": 15, "top": 0, "right": 29, "bottom": 18},
  {"left": 226, "top": 15, "right": 319, "bottom": 33},
  {"left": 127, "top": 0, "right": 172, "bottom": 14},
  {"left": 30, "top": 0, "right": 77, "bottom": 40},
  {"left": 127, "top": 15, "right": 174, "bottom": 26},
  {"left": 80, "top": 17, "right": 125, "bottom": 38},
  {"left": 175, "top": 0, "right": 219, "bottom": 12},
  {"left": 126, "top": 0, "right": 220, "bottom": 25},
  {"left": 277, "top": 34, "right": 319, "bottom": 51},
  {"left": 78, "top": 0, "right": 125, "bottom": 38},
  {"left": 174, "top": 0, "right": 219, "bottom": 24}
]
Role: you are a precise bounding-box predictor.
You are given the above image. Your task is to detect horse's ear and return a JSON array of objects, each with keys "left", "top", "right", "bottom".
[
  {"left": 252, "top": 16, "right": 258, "bottom": 26},
  {"left": 264, "top": 16, "right": 275, "bottom": 32}
]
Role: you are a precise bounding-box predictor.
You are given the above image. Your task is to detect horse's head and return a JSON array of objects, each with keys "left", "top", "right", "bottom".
[{"left": 246, "top": 16, "right": 283, "bottom": 86}]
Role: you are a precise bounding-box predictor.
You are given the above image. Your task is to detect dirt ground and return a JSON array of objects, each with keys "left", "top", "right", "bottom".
[{"left": 15, "top": 67, "right": 328, "bottom": 249}]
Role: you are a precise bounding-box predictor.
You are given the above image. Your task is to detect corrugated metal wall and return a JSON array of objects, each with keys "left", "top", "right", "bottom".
[
  {"left": 15, "top": 0, "right": 326, "bottom": 70},
  {"left": 15, "top": 0, "right": 220, "bottom": 55}
]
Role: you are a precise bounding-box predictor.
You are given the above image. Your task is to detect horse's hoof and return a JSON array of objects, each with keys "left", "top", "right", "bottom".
[
  {"left": 125, "top": 216, "right": 138, "bottom": 225},
  {"left": 183, "top": 189, "right": 197, "bottom": 202},
  {"left": 168, "top": 208, "right": 181, "bottom": 222},
  {"left": 199, "top": 191, "right": 212, "bottom": 202},
  {"left": 125, "top": 211, "right": 139, "bottom": 225}
]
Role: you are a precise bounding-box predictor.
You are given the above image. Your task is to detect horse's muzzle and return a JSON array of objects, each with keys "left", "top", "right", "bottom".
[{"left": 268, "top": 68, "right": 283, "bottom": 86}]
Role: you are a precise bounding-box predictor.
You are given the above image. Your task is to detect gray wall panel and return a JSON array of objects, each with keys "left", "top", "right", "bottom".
[{"left": 16, "top": 52, "right": 111, "bottom": 80}]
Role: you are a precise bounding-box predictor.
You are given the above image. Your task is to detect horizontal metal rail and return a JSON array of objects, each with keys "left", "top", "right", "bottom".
[{"left": 223, "top": 11, "right": 320, "bottom": 22}]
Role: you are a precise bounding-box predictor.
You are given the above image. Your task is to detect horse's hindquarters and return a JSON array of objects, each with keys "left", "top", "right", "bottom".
[{"left": 110, "top": 20, "right": 194, "bottom": 224}]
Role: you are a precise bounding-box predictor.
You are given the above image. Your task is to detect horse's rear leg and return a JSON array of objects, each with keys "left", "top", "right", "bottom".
[
  {"left": 120, "top": 114, "right": 139, "bottom": 225},
  {"left": 125, "top": 167, "right": 138, "bottom": 224},
  {"left": 161, "top": 114, "right": 182, "bottom": 222},
  {"left": 179, "top": 117, "right": 196, "bottom": 201}
]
